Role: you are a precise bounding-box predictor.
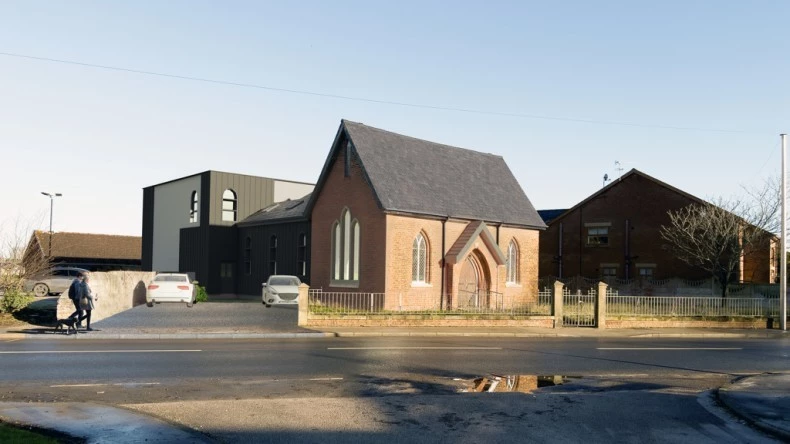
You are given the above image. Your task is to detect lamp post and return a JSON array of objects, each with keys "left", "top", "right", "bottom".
[{"left": 41, "top": 192, "right": 62, "bottom": 258}]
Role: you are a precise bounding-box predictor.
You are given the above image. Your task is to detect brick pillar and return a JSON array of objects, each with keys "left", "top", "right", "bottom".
[
  {"left": 597, "top": 281, "right": 607, "bottom": 329},
  {"left": 553, "top": 281, "right": 564, "bottom": 328},
  {"left": 297, "top": 283, "right": 310, "bottom": 327}
]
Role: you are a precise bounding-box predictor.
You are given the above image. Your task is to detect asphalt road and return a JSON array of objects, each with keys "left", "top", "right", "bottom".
[{"left": 1, "top": 336, "right": 787, "bottom": 443}]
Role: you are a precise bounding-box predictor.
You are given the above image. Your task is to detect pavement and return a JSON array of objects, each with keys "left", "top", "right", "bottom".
[{"left": 1, "top": 301, "right": 788, "bottom": 442}]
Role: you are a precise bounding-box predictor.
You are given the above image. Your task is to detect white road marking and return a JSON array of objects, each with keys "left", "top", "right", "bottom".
[
  {"left": 327, "top": 347, "right": 502, "bottom": 350},
  {"left": 309, "top": 377, "right": 344, "bottom": 381},
  {"left": 596, "top": 347, "right": 742, "bottom": 351},
  {"left": 51, "top": 382, "right": 161, "bottom": 388},
  {"left": 0, "top": 349, "right": 202, "bottom": 354},
  {"left": 3, "top": 339, "right": 21, "bottom": 343}
]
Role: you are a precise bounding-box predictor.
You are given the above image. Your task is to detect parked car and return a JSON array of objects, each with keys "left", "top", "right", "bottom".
[
  {"left": 25, "top": 267, "right": 90, "bottom": 297},
  {"left": 146, "top": 273, "right": 195, "bottom": 307},
  {"left": 262, "top": 275, "right": 301, "bottom": 307}
]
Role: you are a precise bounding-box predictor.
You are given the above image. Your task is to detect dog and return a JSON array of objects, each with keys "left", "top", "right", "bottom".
[{"left": 54, "top": 317, "right": 78, "bottom": 335}]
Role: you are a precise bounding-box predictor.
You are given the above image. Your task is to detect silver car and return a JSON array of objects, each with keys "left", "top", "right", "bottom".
[
  {"left": 25, "top": 267, "right": 90, "bottom": 297},
  {"left": 262, "top": 275, "right": 301, "bottom": 307}
]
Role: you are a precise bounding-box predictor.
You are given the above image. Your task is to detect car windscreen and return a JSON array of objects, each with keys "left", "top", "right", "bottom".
[
  {"left": 154, "top": 275, "right": 189, "bottom": 282},
  {"left": 269, "top": 277, "right": 299, "bottom": 286}
]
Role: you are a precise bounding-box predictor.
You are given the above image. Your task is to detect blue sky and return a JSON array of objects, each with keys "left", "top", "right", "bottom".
[{"left": 1, "top": 1, "right": 788, "bottom": 245}]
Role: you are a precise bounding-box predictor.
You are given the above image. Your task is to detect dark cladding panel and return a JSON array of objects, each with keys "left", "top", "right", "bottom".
[
  {"left": 236, "top": 221, "right": 311, "bottom": 295},
  {"left": 142, "top": 186, "right": 155, "bottom": 270}
]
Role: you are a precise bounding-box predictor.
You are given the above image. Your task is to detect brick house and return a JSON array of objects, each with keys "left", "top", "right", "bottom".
[
  {"left": 307, "top": 120, "right": 546, "bottom": 308},
  {"left": 538, "top": 169, "right": 777, "bottom": 283},
  {"left": 23, "top": 231, "right": 142, "bottom": 271}
]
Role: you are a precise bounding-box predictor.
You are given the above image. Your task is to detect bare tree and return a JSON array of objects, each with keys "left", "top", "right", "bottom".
[
  {"left": 0, "top": 214, "right": 49, "bottom": 294},
  {"left": 660, "top": 179, "right": 779, "bottom": 298}
]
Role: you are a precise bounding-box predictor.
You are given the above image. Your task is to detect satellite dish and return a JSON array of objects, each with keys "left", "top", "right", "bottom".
[{"left": 604, "top": 174, "right": 609, "bottom": 181}]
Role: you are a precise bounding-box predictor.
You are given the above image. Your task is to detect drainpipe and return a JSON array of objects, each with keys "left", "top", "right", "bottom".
[
  {"left": 558, "top": 222, "right": 563, "bottom": 279},
  {"left": 440, "top": 217, "right": 447, "bottom": 310},
  {"left": 579, "top": 206, "right": 583, "bottom": 276},
  {"left": 625, "top": 219, "right": 631, "bottom": 280},
  {"left": 496, "top": 224, "right": 500, "bottom": 244}
]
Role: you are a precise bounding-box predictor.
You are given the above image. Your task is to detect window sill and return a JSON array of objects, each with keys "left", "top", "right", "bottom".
[
  {"left": 411, "top": 282, "right": 432, "bottom": 288},
  {"left": 330, "top": 279, "right": 359, "bottom": 289},
  {"left": 505, "top": 282, "right": 522, "bottom": 288}
]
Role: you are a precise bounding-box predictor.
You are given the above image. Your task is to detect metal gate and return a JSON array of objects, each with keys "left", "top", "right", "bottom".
[{"left": 563, "top": 288, "right": 596, "bottom": 327}]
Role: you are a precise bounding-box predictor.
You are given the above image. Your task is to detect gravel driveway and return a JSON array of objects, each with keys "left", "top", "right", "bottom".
[{"left": 92, "top": 302, "right": 308, "bottom": 334}]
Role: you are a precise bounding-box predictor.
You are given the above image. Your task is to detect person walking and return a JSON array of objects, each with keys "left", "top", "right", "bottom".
[
  {"left": 68, "top": 272, "right": 85, "bottom": 326},
  {"left": 78, "top": 274, "right": 97, "bottom": 331}
]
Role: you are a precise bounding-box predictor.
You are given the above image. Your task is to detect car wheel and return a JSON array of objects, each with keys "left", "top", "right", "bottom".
[
  {"left": 146, "top": 301, "right": 154, "bottom": 307},
  {"left": 187, "top": 301, "right": 193, "bottom": 308},
  {"left": 33, "top": 283, "right": 49, "bottom": 297}
]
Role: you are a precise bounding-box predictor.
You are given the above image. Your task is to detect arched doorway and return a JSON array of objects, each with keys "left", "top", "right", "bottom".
[{"left": 457, "top": 251, "right": 489, "bottom": 308}]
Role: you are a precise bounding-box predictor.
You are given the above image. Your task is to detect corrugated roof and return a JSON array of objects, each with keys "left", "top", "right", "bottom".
[
  {"left": 32, "top": 231, "right": 141, "bottom": 260},
  {"left": 238, "top": 193, "right": 311, "bottom": 226},
  {"left": 340, "top": 120, "right": 546, "bottom": 228}
]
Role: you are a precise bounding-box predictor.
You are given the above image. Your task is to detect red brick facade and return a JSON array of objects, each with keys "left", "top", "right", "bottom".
[
  {"left": 539, "top": 170, "right": 777, "bottom": 283},
  {"left": 310, "top": 135, "right": 541, "bottom": 305}
]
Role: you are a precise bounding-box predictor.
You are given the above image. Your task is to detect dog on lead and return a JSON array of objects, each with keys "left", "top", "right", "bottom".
[{"left": 54, "top": 317, "right": 78, "bottom": 335}]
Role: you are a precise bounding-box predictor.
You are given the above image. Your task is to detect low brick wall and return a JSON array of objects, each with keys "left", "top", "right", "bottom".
[
  {"left": 606, "top": 317, "right": 770, "bottom": 329},
  {"left": 305, "top": 316, "right": 555, "bottom": 328},
  {"left": 57, "top": 271, "right": 156, "bottom": 323}
]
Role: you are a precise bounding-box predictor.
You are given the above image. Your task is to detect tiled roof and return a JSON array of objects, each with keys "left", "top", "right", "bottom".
[
  {"left": 338, "top": 120, "right": 546, "bottom": 229},
  {"left": 239, "top": 193, "right": 311, "bottom": 226},
  {"left": 32, "top": 231, "right": 141, "bottom": 260}
]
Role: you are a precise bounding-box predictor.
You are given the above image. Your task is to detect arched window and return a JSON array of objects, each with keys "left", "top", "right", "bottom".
[
  {"left": 297, "top": 233, "right": 307, "bottom": 277},
  {"left": 331, "top": 208, "right": 360, "bottom": 283},
  {"left": 506, "top": 240, "right": 519, "bottom": 284},
  {"left": 412, "top": 233, "right": 428, "bottom": 283},
  {"left": 189, "top": 191, "right": 199, "bottom": 223},
  {"left": 269, "top": 235, "right": 277, "bottom": 275},
  {"left": 222, "top": 189, "right": 237, "bottom": 222}
]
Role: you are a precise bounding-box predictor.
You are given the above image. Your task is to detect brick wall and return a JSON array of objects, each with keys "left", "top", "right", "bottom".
[
  {"left": 498, "top": 226, "right": 540, "bottom": 303},
  {"left": 310, "top": 140, "right": 387, "bottom": 293},
  {"left": 540, "top": 173, "right": 713, "bottom": 280}
]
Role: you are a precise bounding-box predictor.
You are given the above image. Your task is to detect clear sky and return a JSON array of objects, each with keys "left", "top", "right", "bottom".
[{"left": 1, "top": 1, "right": 788, "bottom": 248}]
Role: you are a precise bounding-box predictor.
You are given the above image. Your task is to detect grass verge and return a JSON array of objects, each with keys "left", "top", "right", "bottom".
[{"left": 0, "top": 421, "right": 83, "bottom": 443}]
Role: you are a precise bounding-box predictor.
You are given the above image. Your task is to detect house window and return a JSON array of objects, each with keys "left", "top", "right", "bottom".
[
  {"left": 222, "top": 189, "right": 237, "bottom": 222},
  {"left": 244, "top": 237, "right": 252, "bottom": 276},
  {"left": 269, "top": 235, "right": 277, "bottom": 276},
  {"left": 412, "top": 233, "right": 428, "bottom": 283},
  {"left": 189, "top": 191, "right": 199, "bottom": 223},
  {"left": 638, "top": 267, "right": 654, "bottom": 278},
  {"left": 587, "top": 227, "right": 609, "bottom": 246},
  {"left": 602, "top": 267, "right": 617, "bottom": 278},
  {"left": 297, "top": 233, "right": 307, "bottom": 277},
  {"left": 331, "top": 208, "right": 360, "bottom": 284},
  {"left": 506, "top": 240, "right": 519, "bottom": 284},
  {"left": 220, "top": 262, "right": 234, "bottom": 278}
]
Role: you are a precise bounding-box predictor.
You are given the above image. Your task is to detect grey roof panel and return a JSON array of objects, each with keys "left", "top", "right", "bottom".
[
  {"left": 239, "top": 193, "right": 311, "bottom": 226},
  {"left": 342, "top": 120, "right": 546, "bottom": 228}
]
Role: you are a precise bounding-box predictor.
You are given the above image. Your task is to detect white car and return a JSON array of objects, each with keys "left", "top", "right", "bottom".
[
  {"left": 147, "top": 273, "right": 195, "bottom": 307},
  {"left": 262, "top": 275, "right": 301, "bottom": 307}
]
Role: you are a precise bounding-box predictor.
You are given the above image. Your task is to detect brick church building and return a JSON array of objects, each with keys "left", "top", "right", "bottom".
[{"left": 307, "top": 120, "right": 546, "bottom": 308}]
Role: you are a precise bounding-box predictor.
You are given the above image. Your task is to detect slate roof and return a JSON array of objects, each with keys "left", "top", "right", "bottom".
[
  {"left": 325, "top": 120, "right": 546, "bottom": 228},
  {"left": 238, "top": 193, "right": 311, "bottom": 226},
  {"left": 31, "top": 231, "right": 141, "bottom": 260},
  {"left": 537, "top": 209, "right": 568, "bottom": 225}
]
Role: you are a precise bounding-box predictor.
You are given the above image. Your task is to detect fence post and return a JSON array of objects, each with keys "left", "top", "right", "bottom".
[
  {"left": 597, "top": 281, "right": 607, "bottom": 329},
  {"left": 553, "top": 281, "right": 564, "bottom": 328},
  {"left": 297, "top": 284, "right": 310, "bottom": 327}
]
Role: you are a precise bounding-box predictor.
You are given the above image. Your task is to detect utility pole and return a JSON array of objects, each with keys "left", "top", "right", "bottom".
[
  {"left": 41, "top": 192, "right": 62, "bottom": 258},
  {"left": 781, "top": 134, "right": 787, "bottom": 332}
]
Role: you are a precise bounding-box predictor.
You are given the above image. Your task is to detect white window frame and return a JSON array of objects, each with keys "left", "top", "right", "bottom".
[
  {"left": 506, "top": 240, "right": 520, "bottom": 285},
  {"left": 412, "top": 233, "right": 429, "bottom": 285},
  {"left": 222, "top": 189, "right": 237, "bottom": 222},
  {"left": 331, "top": 208, "right": 360, "bottom": 287},
  {"left": 189, "top": 191, "right": 199, "bottom": 223}
]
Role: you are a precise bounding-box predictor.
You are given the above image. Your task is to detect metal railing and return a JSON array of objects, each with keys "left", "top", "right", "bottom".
[
  {"left": 607, "top": 296, "right": 778, "bottom": 317},
  {"left": 308, "top": 289, "right": 551, "bottom": 316}
]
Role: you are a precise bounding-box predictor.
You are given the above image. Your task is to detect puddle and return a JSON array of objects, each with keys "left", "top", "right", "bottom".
[{"left": 462, "top": 375, "right": 580, "bottom": 393}]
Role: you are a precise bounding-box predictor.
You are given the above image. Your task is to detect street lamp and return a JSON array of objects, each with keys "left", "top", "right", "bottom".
[{"left": 41, "top": 192, "right": 62, "bottom": 257}]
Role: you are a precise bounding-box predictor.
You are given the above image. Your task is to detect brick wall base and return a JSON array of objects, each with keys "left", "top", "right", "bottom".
[{"left": 306, "top": 316, "right": 555, "bottom": 328}]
